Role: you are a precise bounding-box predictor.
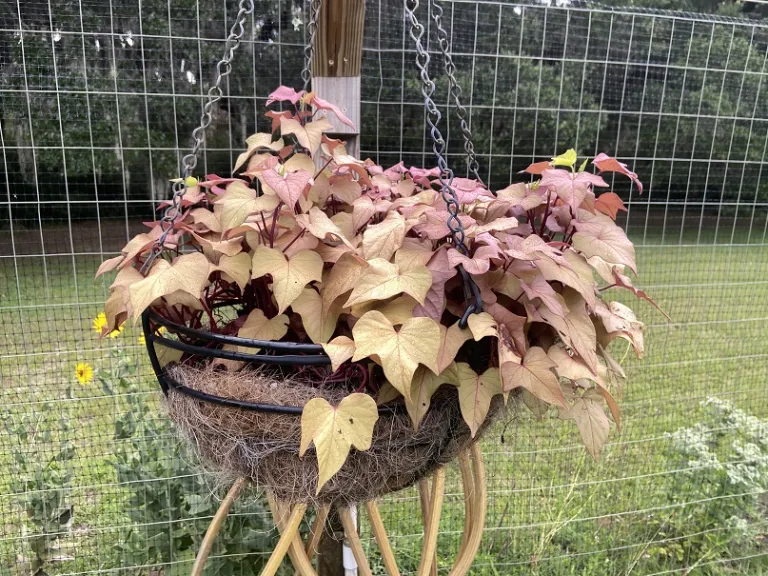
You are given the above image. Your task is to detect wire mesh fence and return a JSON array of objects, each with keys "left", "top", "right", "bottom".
[{"left": 1, "top": 0, "right": 768, "bottom": 574}]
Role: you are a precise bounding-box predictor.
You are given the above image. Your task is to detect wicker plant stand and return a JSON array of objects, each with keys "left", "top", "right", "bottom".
[{"left": 190, "top": 443, "right": 486, "bottom": 576}]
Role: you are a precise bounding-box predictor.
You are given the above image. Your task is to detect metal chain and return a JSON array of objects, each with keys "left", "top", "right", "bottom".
[
  {"left": 430, "top": 0, "right": 483, "bottom": 184},
  {"left": 301, "top": 0, "right": 322, "bottom": 92},
  {"left": 404, "top": 0, "right": 468, "bottom": 256},
  {"left": 141, "top": 0, "right": 255, "bottom": 274},
  {"left": 404, "top": 0, "right": 482, "bottom": 326}
]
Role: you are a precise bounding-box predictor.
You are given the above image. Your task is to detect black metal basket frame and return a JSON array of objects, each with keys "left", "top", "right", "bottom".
[{"left": 142, "top": 308, "right": 401, "bottom": 416}]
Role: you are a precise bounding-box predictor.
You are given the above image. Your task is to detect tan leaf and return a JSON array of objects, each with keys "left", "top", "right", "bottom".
[
  {"left": 295, "top": 207, "right": 356, "bottom": 250},
  {"left": 573, "top": 223, "right": 637, "bottom": 274},
  {"left": 283, "top": 153, "right": 316, "bottom": 174},
  {"left": 103, "top": 289, "right": 128, "bottom": 334},
  {"left": 156, "top": 345, "right": 184, "bottom": 368},
  {"left": 217, "top": 309, "right": 289, "bottom": 370},
  {"left": 330, "top": 177, "right": 362, "bottom": 205},
  {"left": 595, "top": 300, "right": 645, "bottom": 358},
  {"left": 437, "top": 321, "right": 473, "bottom": 373},
  {"left": 406, "top": 365, "right": 456, "bottom": 431},
  {"left": 362, "top": 211, "right": 406, "bottom": 261},
  {"left": 559, "top": 389, "right": 610, "bottom": 460},
  {"left": 280, "top": 117, "right": 333, "bottom": 156},
  {"left": 374, "top": 295, "right": 419, "bottom": 326},
  {"left": 251, "top": 246, "right": 324, "bottom": 314},
  {"left": 539, "top": 289, "right": 599, "bottom": 374},
  {"left": 320, "top": 252, "right": 369, "bottom": 308},
  {"left": 190, "top": 231, "right": 243, "bottom": 257},
  {"left": 534, "top": 252, "right": 597, "bottom": 310},
  {"left": 456, "top": 363, "right": 503, "bottom": 437},
  {"left": 344, "top": 259, "right": 432, "bottom": 308},
  {"left": 352, "top": 196, "right": 377, "bottom": 232},
  {"left": 292, "top": 287, "right": 342, "bottom": 344},
  {"left": 547, "top": 344, "right": 601, "bottom": 383},
  {"left": 394, "top": 245, "right": 433, "bottom": 271},
  {"left": 377, "top": 381, "right": 402, "bottom": 405},
  {"left": 467, "top": 312, "right": 498, "bottom": 341},
  {"left": 299, "top": 393, "right": 379, "bottom": 494},
  {"left": 321, "top": 336, "right": 356, "bottom": 372},
  {"left": 95, "top": 255, "right": 124, "bottom": 279},
  {"left": 129, "top": 253, "right": 210, "bottom": 321},
  {"left": 213, "top": 252, "right": 252, "bottom": 292},
  {"left": 188, "top": 207, "right": 222, "bottom": 234},
  {"left": 214, "top": 181, "right": 280, "bottom": 231},
  {"left": 501, "top": 346, "right": 567, "bottom": 408},
  {"left": 351, "top": 311, "right": 441, "bottom": 398}
]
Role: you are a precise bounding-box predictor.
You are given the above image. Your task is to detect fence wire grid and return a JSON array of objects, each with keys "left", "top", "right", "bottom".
[{"left": 2, "top": 0, "right": 768, "bottom": 574}]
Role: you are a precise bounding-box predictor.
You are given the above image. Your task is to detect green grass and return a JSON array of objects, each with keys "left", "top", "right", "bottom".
[{"left": 1, "top": 229, "right": 768, "bottom": 575}]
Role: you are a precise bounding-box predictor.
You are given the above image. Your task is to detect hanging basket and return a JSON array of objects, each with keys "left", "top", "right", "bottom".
[{"left": 143, "top": 308, "right": 503, "bottom": 505}]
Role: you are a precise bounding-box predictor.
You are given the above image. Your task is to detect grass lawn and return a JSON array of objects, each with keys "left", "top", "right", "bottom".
[{"left": 1, "top": 222, "right": 767, "bottom": 575}]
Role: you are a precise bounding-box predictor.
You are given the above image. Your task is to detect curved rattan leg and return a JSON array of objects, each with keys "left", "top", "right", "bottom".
[
  {"left": 365, "top": 501, "right": 401, "bottom": 576},
  {"left": 266, "top": 495, "right": 318, "bottom": 576},
  {"left": 306, "top": 503, "right": 330, "bottom": 562},
  {"left": 190, "top": 477, "right": 248, "bottom": 576},
  {"left": 457, "top": 450, "right": 475, "bottom": 553},
  {"left": 448, "top": 443, "right": 486, "bottom": 576},
  {"left": 340, "top": 507, "right": 373, "bottom": 576},
  {"left": 417, "top": 468, "right": 445, "bottom": 576},
  {"left": 260, "top": 503, "right": 308, "bottom": 576},
  {"left": 417, "top": 480, "right": 438, "bottom": 576}
]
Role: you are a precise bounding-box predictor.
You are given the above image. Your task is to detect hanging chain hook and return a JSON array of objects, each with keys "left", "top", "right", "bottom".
[
  {"left": 430, "top": 0, "right": 485, "bottom": 187},
  {"left": 141, "top": 0, "right": 256, "bottom": 274},
  {"left": 404, "top": 0, "right": 482, "bottom": 326},
  {"left": 302, "top": 0, "right": 322, "bottom": 92}
]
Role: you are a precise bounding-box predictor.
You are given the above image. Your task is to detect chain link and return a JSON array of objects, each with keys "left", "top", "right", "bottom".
[
  {"left": 301, "top": 0, "right": 322, "bottom": 92},
  {"left": 142, "top": 0, "right": 255, "bottom": 274},
  {"left": 404, "top": 0, "right": 482, "bottom": 326},
  {"left": 430, "top": 0, "right": 483, "bottom": 184}
]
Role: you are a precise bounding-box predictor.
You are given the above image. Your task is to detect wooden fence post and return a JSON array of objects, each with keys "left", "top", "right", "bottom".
[{"left": 311, "top": 3, "right": 365, "bottom": 574}]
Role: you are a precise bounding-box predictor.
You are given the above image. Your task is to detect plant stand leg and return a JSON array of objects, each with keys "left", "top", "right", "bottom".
[
  {"left": 306, "top": 503, "right": 330, "bottom": 562},
  {"left": 417, "top": 468, "right": 446, "bottom": 576},
  {"left": 190, "top": 477, "right": 248, "bottom": 576},
  {"left": 417, "top": 479, "right": 439, "bottom": 576},
  {"left": 339, "top": 507, "right": 373, "bottom": 576},
  {"left": 449, "top": 444, "right": 486, "bottom": 576},
  {"left": 261, "top": 503, "right": 308, "bottom": 576},
  {"left": 365, "top": 501, "right": 400, "bottom": 576},
  {"left": 267, "top": 494, "right": 318, "bottom": 576}
]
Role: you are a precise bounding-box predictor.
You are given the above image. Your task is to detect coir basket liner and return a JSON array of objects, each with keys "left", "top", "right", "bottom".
[{"left": 165, "top": 365, "right": 502, "bottom": 504}]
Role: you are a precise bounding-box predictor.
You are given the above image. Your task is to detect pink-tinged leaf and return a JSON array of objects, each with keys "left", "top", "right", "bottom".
[
  {"left": 545, "top": 205, "right": 572, "bottom": 233},
  {"left": 611, "top": 268, "right": 670, "bottom": 319},
  {"left": 451, "top": 178, "right": 494, "bottom": 203},
  {"left": 538, "top": 169, "right": 609, "bottom": 210},
  {"left": 266, "top": 85, "right": 304, "bottom": 106},
  {"left": 485, "top": 302, "right": 527, "bottom": 355},
  {"left": 311, "top": 94, "right": 356, "bottom": 129},
  {"left": 446, "top": 245, "right": 496, "bottom": 275},
  {"left": 520, "top": 274, "right": 570, "bottom": 317},
  {"left": 383, "top": 162, "right": 407, "bottom": 180},
  {"left": 592, "top": 153, "right": 643, "bottom": 194},
  {"left": 95, "top": 255, "right": 125, "bottom": 279},
  {"left": 261, "top": 168, "right": 312, "bottom": 212},
  {"left": 467, "top": 217, "right": 519, "bottom": 238},
  {"left": 534, "top": 251, "right": 597, "bottom": 311},
  {"left": 572, "top": 221, "right": 637, "bottom": 274},
  {"left": 594, "top": 192, "right": 628, "bottom": 220},
  {"left": 352, "top": 196, "right": 376, "bottom": 232},
  {"left": 409, "top": 166, "right": 441, "bottom": 187},
  {"left": 505, "top": 235, "right": 572, "bottom": 269},
  {"left": 158, "top": 186, "right": 206, "bottom": 209},
  {"left": 412, "top": 208, "right": 475, "bottom": 240},
  {"left": 595, "top": 300, "right": 645, "bottom": 359},
  {"left": 413, "top": 246, "right": 458, "bottom": 320},
  {"left": 501, "top": 346, "right": 567, "bottom": 408},
  {"left": 265, "top": 110, "right": 293, "bottom": 132},
  {"left": 538, "top": 289, "right": 599, "bottom": 374},
  {"left": 521, "top": 160, "right": 552, "bottom": 175}
]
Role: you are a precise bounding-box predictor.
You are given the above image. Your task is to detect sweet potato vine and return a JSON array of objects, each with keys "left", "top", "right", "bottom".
[{"left": 97, "top": 86, "right": 659, "bottom": 489}]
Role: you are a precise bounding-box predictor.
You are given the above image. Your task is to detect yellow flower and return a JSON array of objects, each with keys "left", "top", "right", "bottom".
[
  {"left": 75, "top": 362, "right": 94, "bottom": 385},
  {"left": 106, "top": 324, "right": 124, "bottom": 339},
  {"left": 94, "top": 312, "right": 124, "bottom": 338},
  {"left": 138, "top": 326, "right": 165, "bottom": 346},
  {"left": 92, "top": 313, "right": 108, "bottom": 334}
]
